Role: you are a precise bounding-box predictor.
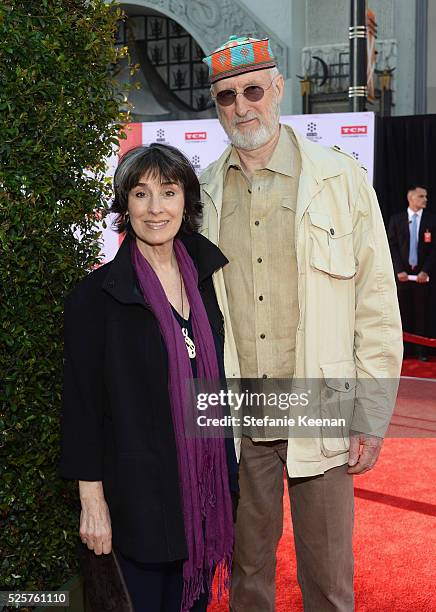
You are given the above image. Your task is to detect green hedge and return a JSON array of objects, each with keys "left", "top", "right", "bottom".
[{"left": 0, "top": 0, "right": 129, "bottom": 594}]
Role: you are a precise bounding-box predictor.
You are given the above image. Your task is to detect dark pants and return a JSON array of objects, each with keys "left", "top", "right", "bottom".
[
  {"left": 230, "top": 438, "right": 354, "bottom": 612},
  {"left": 116, "top": 553, "right": 209, "bottom": 612},
  {"left": 397, "top": 280, "right": 430, "bottom": 356}
]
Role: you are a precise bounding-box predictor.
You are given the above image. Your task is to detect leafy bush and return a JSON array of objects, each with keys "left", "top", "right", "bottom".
[{"left": 0, "top": 0, "right": 129, "bottom": 592}]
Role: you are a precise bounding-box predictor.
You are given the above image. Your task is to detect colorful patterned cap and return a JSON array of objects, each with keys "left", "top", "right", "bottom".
[{"left": 202, "top": 35, "right": 276, "bottom": 84}]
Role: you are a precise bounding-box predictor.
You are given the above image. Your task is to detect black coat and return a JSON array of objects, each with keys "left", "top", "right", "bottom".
[
  {"left": 59, "top": 232, "right": 237, "bottom": 563},
  {"left": 387, "top": 209, "right": 436, "bottom": 275}
]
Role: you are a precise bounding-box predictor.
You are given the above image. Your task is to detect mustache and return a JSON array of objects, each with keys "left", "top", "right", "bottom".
[{"left": 232, "top": 112, "right": 259, "bottom": 127}]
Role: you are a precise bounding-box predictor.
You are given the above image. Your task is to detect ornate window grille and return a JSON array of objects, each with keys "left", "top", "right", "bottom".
[{"left": 117, "top": 15, "right": 211, "bottom": 112}]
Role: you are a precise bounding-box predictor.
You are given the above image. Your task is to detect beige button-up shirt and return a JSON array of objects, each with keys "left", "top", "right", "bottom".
[{"left": 219, "top": 127, "right": 301, "bottom": 381}]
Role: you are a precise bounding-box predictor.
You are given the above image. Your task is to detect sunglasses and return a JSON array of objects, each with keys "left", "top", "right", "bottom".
[{"left": 212, "top": 77, "right": 277, "bottom": 107}]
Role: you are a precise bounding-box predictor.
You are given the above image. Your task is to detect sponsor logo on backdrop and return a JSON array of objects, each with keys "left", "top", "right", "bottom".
[
  {"left": 155, "top": 128, "right": 169, "bottom": 144},
  {"left": 306, "top": 121, "right": 322, "bottom": 142},
  {"left": 185, "top": 131, "right": 207, "bottom": 141},
  {"left": 341, "top": 125, "right": 368, "bottom": 136},
  {"left": 191, "top": 155, "right": 201, "bottom": 175}
]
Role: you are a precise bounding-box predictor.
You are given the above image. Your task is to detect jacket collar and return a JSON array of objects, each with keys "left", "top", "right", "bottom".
[{"left": 101, "top": 233, "right": 228, "bottom": 305}]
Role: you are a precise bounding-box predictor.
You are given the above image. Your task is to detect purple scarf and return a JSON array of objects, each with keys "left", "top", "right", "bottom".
[{"left": 130, "top": 238, "right": 233, "bottom": 611}]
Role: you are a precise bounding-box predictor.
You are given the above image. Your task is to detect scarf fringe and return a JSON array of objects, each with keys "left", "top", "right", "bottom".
[
  {"left": 181, "top": 568, "right": 204, "bottom": 612},
  {"left": 181, "top": 555, "right": 232, "bottom": 612}
]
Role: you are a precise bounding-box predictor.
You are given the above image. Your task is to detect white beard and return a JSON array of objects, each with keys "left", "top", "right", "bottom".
[{"left": 217, "top": 95, "right": 281, "bottom": 151}]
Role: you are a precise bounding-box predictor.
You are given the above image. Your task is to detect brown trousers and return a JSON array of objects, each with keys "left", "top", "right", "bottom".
[{"left": 230, "top": 438, "right": 354, "bottom": 612}]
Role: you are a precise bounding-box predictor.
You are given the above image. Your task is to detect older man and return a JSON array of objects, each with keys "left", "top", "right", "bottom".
[{"left": 200, "top": 36, "right": 403, "bottom": 611}]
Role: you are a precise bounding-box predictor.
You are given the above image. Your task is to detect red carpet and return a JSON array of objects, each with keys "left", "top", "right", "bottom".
[
  {"left": 210, "top": 439, "right": 436, "bottom": 610},
  {"left": 401, "top": 356, "right": 436, "bottom": 378}
]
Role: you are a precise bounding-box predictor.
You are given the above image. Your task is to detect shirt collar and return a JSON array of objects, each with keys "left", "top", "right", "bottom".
[
  {"left": 408, "top": 207, "right": 423, "bottom": 219},
  {"left": 224, "top": 124, "right": 297, "bottom": 177},
  {"left": 225, "top": 145, "right": 241, "bottom": 172},
  {"left": 265, "top": 125, "right": 297, "bottom": 177}
]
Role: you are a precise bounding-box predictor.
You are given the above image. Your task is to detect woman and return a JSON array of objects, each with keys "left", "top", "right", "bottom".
[{"left": 60, "top": 143, "right": 237, "bottom": 612}]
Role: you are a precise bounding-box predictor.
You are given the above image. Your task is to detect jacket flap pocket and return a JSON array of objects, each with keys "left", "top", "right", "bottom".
[
  {"left": 309, "top": 210, "right": 356, "bottom": 278},
  {"left": 320, "top": 360, "right": 357, "bottom": 392},
  {"left": 329, "top": 213, "right": 353, "bottom": 238},
  {"left": 309, "top": 210, "right": 353, "bottom": 238},
  {"left": 308, "top": 211, "right": 331, "bottom": 231}
]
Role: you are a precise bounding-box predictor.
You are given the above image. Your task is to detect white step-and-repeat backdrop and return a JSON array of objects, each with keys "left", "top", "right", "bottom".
[{"left": 102, "top": 112, "right": 375, "bottom": 262}]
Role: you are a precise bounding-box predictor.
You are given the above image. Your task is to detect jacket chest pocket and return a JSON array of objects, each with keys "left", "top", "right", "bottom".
[{"left": 308, "top": 210, "right": 356, "bottom": 279}]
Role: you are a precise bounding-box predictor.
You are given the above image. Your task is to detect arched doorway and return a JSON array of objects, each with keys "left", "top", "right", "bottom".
[{"left": 116, "top": 4, "right": 215, "bottom": 121}]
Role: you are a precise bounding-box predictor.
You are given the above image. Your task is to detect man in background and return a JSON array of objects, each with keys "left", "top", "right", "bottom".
[{"left": 388, "top": 185, "right": 436, "bottom": 360}]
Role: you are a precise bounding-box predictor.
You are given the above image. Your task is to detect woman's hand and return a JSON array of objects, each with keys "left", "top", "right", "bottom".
[{"left": 79, "top": 481, "right": 112, "bottom": 555}]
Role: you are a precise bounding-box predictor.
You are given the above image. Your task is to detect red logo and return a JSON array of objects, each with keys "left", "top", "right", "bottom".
[
  {"left": 341, "top": 125, "right": 368, "bottom": 135},
  {"left": 185, "top": 131, "right": 207, "bottom": 141}
]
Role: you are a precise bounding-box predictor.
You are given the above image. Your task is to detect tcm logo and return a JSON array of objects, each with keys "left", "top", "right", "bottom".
[
  {"left": 341, "top": 125, "right": 368, "bottom": 135},
  {"left": 185, "top": 131, "right": 207, "bottom": 141}
]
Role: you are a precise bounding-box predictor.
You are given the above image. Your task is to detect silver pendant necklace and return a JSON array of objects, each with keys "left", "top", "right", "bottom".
[{"left": 180, "top": 271, "right": 196, "bottom": 359}]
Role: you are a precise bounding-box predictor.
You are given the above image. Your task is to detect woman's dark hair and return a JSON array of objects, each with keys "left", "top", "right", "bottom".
[{"left": 110, "top": 143, "right": 203, "bottom": 234}]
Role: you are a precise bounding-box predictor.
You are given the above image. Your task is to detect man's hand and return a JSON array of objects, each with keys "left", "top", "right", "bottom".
[
  {"left": 416, "top": 271, "right": 429, "bottom": 283},
  {"left": 397, "top": 271, "right": 408, "bottom": 282},
  {"left": 79, "top": 480, "right": 112, "bottom": 555},
  {"left": 347, "top": 431, "right": 383, "bottom": 475}
]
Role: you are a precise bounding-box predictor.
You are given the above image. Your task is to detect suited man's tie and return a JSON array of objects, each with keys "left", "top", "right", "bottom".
[{"left": 409, "top": 213, "right": 418, "bottom": 268}]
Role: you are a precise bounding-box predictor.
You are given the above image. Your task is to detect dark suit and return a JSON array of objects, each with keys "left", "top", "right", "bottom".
[{"left": 388, "top": 209, "right": 436, "bottom": 340}]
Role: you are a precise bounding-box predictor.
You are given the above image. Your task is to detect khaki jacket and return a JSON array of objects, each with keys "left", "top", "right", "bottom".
[{"left": 199, "top": 125, "right": 403, "bottom": 477}]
